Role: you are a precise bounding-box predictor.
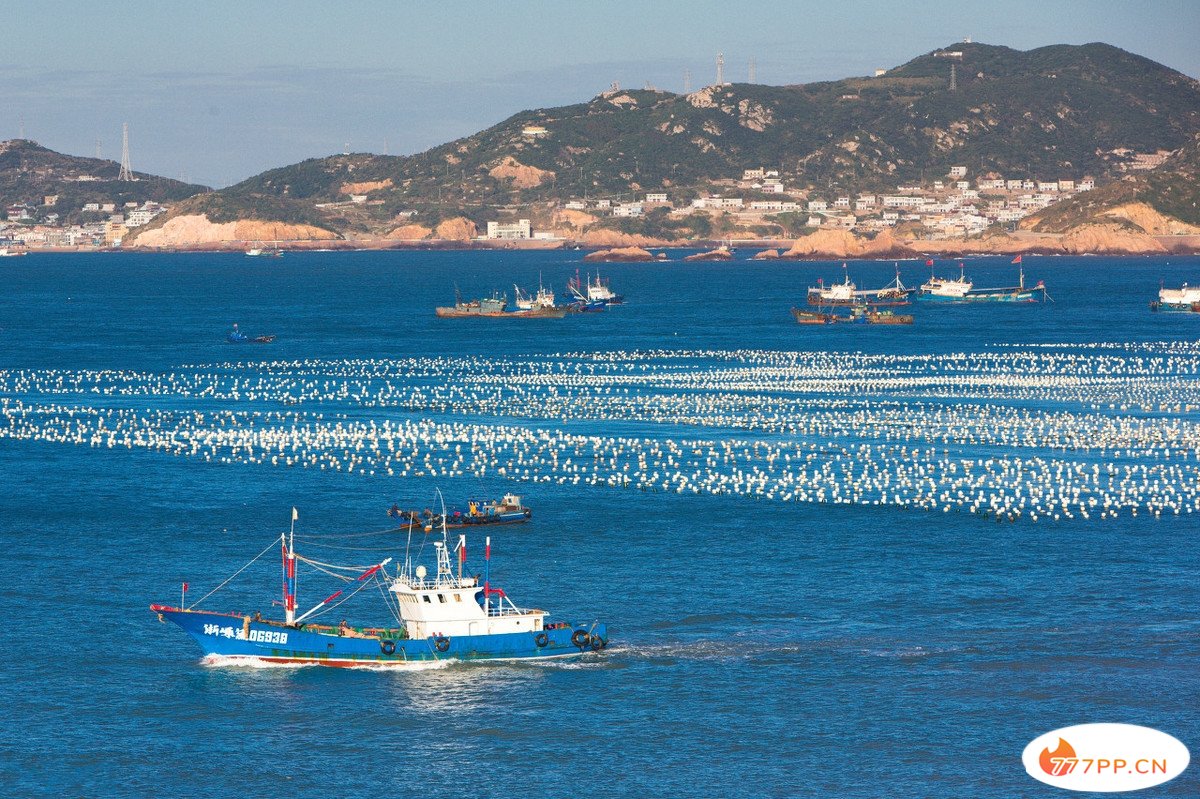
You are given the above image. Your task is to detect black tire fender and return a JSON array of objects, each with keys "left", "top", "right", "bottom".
[
  {"left": 434, "top": 636, "right": 451, "bottom": 652},
  {"left": 571, "top": 629, "right": 590, "bottom": 648},
  {"left": 380, "top": 639, "right": 396, "bottom": 655},
  {"left": 534, "top": 632, "right": 549, "bottom": 648}
]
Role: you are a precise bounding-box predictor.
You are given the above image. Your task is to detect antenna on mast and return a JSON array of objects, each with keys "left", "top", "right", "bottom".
[
  {"left": 683, "top": 68, "right": 692, "bottom": 93},
  {"left": 748, "top": 57, "right": 757, "bottom": 83},
  {"left": 715, "top": 52, "right": 724, "bottom": 86}
]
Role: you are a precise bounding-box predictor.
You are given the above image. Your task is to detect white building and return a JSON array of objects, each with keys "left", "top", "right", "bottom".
[
  {"left": 644, "top": 193, "right": 668, "bottom": 204},
  {"left": 948, "top": 166, "right": 967, "bottom": 178},
  {"left": 486, "top": 219, "right": 532, "bottom": 239},
  {"left": 612, "top": 203, "right": 644, "bottom": 217},
  {"left": 807, "top": 200, "right": 827, "bottom": 212}
]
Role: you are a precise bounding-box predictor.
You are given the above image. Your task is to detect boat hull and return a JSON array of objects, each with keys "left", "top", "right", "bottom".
[
  {"left": 917, "top": 289, "right": 1037, "bottom": 303},
  {"left": 151, "top": 607, "right": 608, "bottom": 667},
  {"left": 436, "top": 307, "right": 568, "bottom": 318}
]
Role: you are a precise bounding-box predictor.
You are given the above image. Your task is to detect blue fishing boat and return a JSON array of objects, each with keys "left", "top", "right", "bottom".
[
  {"left": 151, "top": 507, "right": 608, "bottom": 667},
  {"left": 917, "top": 261, "right": 1047, "bottom": 303}
]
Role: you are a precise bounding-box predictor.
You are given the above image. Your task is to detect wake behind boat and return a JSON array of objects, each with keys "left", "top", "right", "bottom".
[{"left": 151, "top": 506, "right": 608, "bottom": 667}]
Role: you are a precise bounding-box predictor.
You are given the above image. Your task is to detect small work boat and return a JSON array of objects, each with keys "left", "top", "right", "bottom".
[
  {"left": 151, "top": 505, "right": 608, "bottom": 667},
  {"left": 246, "top": 241, "right": 283, "bottom": 257},
  {"left": 226, "top": 324, "right": 275, "bottom": 343},
  {"left": 389, "top": 493, "right": 532, "bottom": 530}
]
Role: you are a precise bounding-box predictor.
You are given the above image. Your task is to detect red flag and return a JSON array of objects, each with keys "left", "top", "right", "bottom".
[
  {"left": 182, "top": 582, "right": 188, "bottom": 592},
  {"left": 1011, "top": 254, "right": 1023, "bottom": 264},
  {"left": 925, "top": 259, "right": 934, "bottom": 267}
]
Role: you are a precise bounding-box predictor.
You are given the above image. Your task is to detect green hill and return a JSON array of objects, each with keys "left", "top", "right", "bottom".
[
  {"left": 188, "top": 41, "right": 1200, "bottom": 235},
  {"left": 1025, "top": 134, "right": 1200, "bottom": 233},
  {"left": 0, "top": 139, "right": 208, "bottom": 223}
]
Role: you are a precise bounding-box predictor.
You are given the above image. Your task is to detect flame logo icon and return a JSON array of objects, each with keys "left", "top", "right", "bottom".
[{"left": 1040, "top": 738, "right": 1077, "bottom": 776}]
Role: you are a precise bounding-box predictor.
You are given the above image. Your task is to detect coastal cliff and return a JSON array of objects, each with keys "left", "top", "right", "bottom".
[{"left": 129, "top": 214, "right": 336, "bottom": 247}]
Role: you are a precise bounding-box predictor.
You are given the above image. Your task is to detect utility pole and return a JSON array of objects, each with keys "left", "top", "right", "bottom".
[
  {"left": 118, "top": 122, "right": 134, "bottom": 181},
  {"left": 949, "top": 63, "right": 957, "bottom": 92},
  {"left": 716, "top": 52, "right": 724, "bottom": 86}
]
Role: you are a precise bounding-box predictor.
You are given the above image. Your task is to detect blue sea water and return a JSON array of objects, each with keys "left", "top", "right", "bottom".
[{"left": 1, "top": 250, "right": 1198, "bottom": 797}]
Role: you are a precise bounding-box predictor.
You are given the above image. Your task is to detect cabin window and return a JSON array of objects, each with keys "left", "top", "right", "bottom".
[
  {"left": 422, "top": 595, "right": 431, "bottom": 604},
  {"left": 437, "top": 594, "right": 446, "bottom": 603},
  {"left": 454, "top": 594, "right": 462, "bottom": 602}
]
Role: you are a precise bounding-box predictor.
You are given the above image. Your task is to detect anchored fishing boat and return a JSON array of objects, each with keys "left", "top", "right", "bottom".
[
  {"left": 151, "top": 506, "right": 608, "bottom": 667},
  {"left": 437, "top": 289, "right": 567, "bottom": 318},
  {"left": 792, "top": 303, "right": 913, "bottom": 326},
  {"left": 514, "top": 276, "right": 559, "bottom": 311},
  {"left": 807, "top": 268, "right": 858, "bottom": 306},
  {"left": 808, "top": 264, "right": 912, "bottom": 307},
  {"left": 389, "top": 493, "right": 532, "bottom": 530},
  {"left": 1151, "top": 283, "right": 1200, "bottom": 312},
  {"left": 568, "top": 269, "right": 623, "bottom": 306},
  {"left": 917, "top": 261, "right": 1046, "bottom": 303}
]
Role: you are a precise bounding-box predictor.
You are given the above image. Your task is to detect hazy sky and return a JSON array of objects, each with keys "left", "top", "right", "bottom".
[{"left": 5, "top": 1, "right": 1197, "bottom": 187}]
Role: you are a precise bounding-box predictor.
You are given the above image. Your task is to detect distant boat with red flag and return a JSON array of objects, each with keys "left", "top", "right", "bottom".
[{"left": 151, "top": 503, "right": 608, "bottom": 667}]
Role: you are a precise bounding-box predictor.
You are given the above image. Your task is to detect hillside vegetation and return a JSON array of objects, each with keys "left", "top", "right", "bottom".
[
  {"left": 164, "top": 41, "right": 1200, "bottom": 237},
  {"left": 0, "top": 139, "right": 207, "bottom": 222}
]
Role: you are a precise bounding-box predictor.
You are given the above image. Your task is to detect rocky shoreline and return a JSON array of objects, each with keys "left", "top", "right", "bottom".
[{"left": 16, "top": 223, "right": 1200, "bottom": 258}]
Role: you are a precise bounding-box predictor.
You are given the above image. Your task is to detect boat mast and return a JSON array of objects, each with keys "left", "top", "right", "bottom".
[
  {"left": 284, "top": 507, "right": 298, "bottom": 624},
  {"left": 457, "top": 534, "right": 466, "bottom": 582},
  {"left": 484, "top": 535, "right": 491, "bottom": 615}
]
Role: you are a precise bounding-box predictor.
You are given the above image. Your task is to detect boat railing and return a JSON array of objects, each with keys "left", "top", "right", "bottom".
[{"left": 393, "top": 575, "right": 478, "bottom": 591}]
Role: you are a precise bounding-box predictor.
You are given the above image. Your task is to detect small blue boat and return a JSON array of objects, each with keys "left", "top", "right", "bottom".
[
  {"left": 226, "top": 323, "right": 276, "bottom": 344},
  {"left": 152, "top": 507, "right": 608, "bottom": 667}
]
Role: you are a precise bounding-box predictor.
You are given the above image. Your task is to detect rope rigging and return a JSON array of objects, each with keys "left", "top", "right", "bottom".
[{"left": 186, "top": 538, "right": 279, "bottom": 611}]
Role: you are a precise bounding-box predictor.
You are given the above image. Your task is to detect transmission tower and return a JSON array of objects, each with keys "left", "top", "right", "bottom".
[
  {"left": 749, "top": 57, "right": 757, "bottom": 83},
  {"left": 716, "top": 52, "right": 724, "bottom": 86},
  {"left": 683, "top": 69, "right": 692, "bottom": 93},
  {"left": 95, "top": 139, "right": 102, "bottom": 159},
  {"left": 118, "top": 122, "right": 134, "bottom": 181},
  {"left": 949, "top": 63, "right": 957, "bottom": 92}
]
